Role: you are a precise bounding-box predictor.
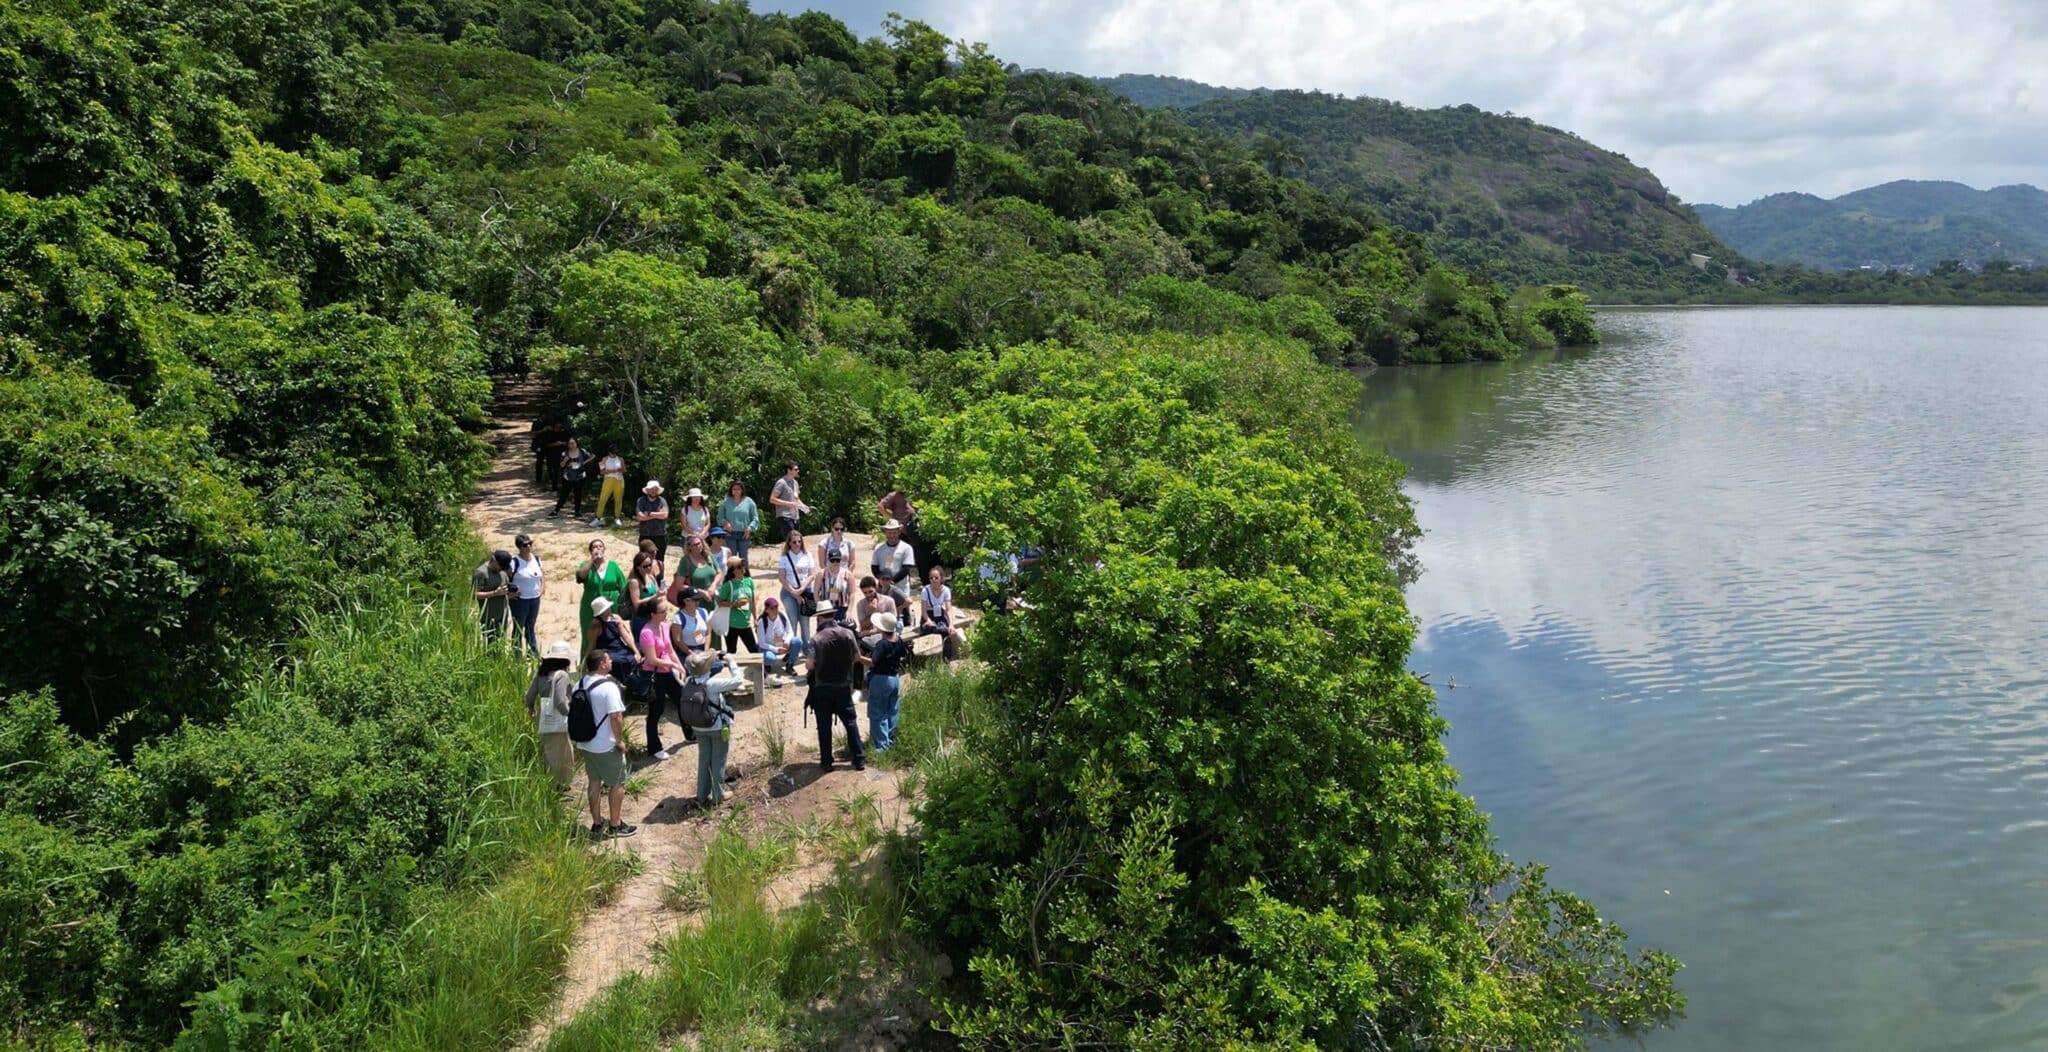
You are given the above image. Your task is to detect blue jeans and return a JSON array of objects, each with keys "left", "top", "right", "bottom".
[
  {"left": 866, "top": 674, "right": 900, "bottom": 753},
  {"left": 509, "top": 596, "right": 542, "bottom": 655},
  {"left": 732, "top": 533, "right": 751, "bottom": 567},
  {"left": 764, "top": 635, "right": 806, "bottom": 674},
  {"left": 781, "top": 587, "right": 812, "bottom": 643}
]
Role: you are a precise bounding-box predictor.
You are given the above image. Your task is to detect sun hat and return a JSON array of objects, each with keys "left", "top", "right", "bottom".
[
  {"left": 643, "top": 480, "right": 663, "bottom": 493},
  {"left": 686, "top": 487, "right": 705, "bottom": 499},
  {"left": 882, "top": 518, "right": 903, "bottom": 531},
  {"left": 546, "top": 640, "right": 575, "bottom": 661},
  {"left": 590, "top": 597, "right": 613, "bottom": 617},
  {"left": 686, "top": 650, "right": 717, "bottom": 674},
  {"left": 873, "top": 611, "right": 899, "bottom": 634},
  {"left": 708, "top": 526, "right": 728, "bottom": 538}
]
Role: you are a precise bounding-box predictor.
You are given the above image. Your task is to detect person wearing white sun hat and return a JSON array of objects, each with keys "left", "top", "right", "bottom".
[
  {"left": 524, "top": 640, "right": 579, "bottom": 787},
  {"left": 681, "top": 487, "right": 711, "bottom": 545},
  {"left": 635, "top": 480, "right": 671, "bottom": 566},
  {"left": 857, "top": 611, "right": 908, "bottom": 753}
]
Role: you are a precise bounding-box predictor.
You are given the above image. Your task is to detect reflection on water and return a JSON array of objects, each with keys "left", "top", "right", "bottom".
[{"left": 1355, "top": 307, "right": 2048, "bottom": 1050}]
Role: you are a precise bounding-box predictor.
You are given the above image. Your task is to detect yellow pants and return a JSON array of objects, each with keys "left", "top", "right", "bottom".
[{"left": 595, "top": 476, "right": 626, "bottom": 519}]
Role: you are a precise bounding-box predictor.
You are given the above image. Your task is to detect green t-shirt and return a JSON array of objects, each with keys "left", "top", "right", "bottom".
[
  {"left": 690, "top": 559, "right": 718, "bottom": 591},
  {"left": 719, "top": 576, "right": 755, "bottom": 629}
]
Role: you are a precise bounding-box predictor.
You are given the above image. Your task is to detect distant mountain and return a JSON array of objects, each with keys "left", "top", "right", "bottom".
[
  {"left": 1095, "top": 76, "right": 1739, "bottom": 297},
  {"left": 1696, "top": 181, "right": 2048, "bottom": 271},
  {"left": 1091, "top": 73, "right": 1253, "bottom": 109}
]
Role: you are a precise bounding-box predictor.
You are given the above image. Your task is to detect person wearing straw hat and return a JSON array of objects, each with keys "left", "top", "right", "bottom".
[
  {"left": 524, "top": 640, "right": 579, "bottom": 788},
  {"left": 871, "top": 519, "right": 918, "bottom": 606},
  {"left": 858, "top": 611, "right": 908, "bottom": 753},
  {"left": 681, "top": 487, "right": 711, "bottom": 545},
  {"left": 684, "top": 650, "right": 747, "bottom": 807},
  {"left": 634, "top": 480, "right": 671, "bottom": 567}
]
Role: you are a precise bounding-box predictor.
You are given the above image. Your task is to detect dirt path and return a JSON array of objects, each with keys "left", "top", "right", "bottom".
[{"left": 466, "top": 383, "right": 944, "bottom": 1048}]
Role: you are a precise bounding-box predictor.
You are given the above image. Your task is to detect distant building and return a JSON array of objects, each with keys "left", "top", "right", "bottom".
[{"left": 1688, "top": 253, "right": 1713, "bottom": 271}]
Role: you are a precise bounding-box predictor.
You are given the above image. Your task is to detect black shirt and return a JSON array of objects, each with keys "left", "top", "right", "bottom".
[
  {"left": 636, "top": 495, "right": 668, "bottom": 538},
  {"left": 810, "top": 623, "right": 859, "bottom": 685},
  {"left": 868, "top": 636, "right": 908, "bottom": 677}
]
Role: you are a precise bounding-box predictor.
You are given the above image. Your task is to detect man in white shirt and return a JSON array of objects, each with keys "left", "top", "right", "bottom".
[
  {"left": 871, "top": 518, "right": 918, "bottom": 604},
  {"left": 574, "top": 651, "right": 637, "bottom": 839}
]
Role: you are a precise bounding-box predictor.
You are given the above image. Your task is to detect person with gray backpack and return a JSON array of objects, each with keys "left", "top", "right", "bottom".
[{"left": 679, "top": 650, "right": 748, "bottom": 807}]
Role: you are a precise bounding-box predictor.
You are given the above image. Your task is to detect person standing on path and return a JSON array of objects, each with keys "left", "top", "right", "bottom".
[
  {"left": 626, "top": 552, "right": 662, "bottom": 647},
  {"left": 553, "top": 438, "right": 595, "bottom": 518},
  {"left": 716, "top": 556, "right": 757, "bottom": 655},
  {"left": 637, "top": 599, "right": 684, "bottom": 761},
  {"left": 770, "top": 461, "right": 809, "bottom": 542},
  {"left": 681, "top": 488, "right": 711, "bottom": 546},
  {"left": 576, "top": 538, "right": 627, "bottom": 653},
  {"left": 718, "top": 481, "right": 759, "bottom": 567},
  {"left": 573, "top": 651, "right": 637, "bottom": 839},
  {"left": 508, "top": 535, "right": 546, "bottom": 656},
  {"left": 871, "top": 519, "right": 918, "bottom": 606},
  {"left": 472, "top": 550, "right": 514, "bottom": 646},
  {"left": 683, "top": 650, "right": 747, "bottom": 807},
  {"left": 635, "top": 480, "right": 671, "bottom": 567},
  {"left": 524, "top": 640, "right": 578, "bottom": 788},
  {"left": 859, "top": 612, "right": 908, "bottom": 753},
  {"left": 594, "top": 447, "right": 628, "bottom": 526},
  {"left": 777, "top": 530, "right": 817, "bottom": 648},
  {"left": 806, "top": 612, "right": 864, "bottom": 771}
]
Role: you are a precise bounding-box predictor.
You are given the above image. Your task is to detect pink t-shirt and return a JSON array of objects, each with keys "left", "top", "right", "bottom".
[{"left": 639, "top": 622, "right": 678, "bottom": 674}]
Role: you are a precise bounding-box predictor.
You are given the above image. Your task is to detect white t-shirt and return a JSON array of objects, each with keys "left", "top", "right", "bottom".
[
  {"left": 872, "top": 539, "right": 916, "bottom": 581},
  {"left": 921, "top": 583, "right": 952, "bottom": 625},
  {"left": 779, "top": 550, "right": 815, "bottom": 595},
  {"left": 574, "top": 675, "right": 626, "bottom": 754},
  {"left": 676, "top": 608, "right": 711, "bottom": 649},
  {"left": 511, "top": 554, "right": 545, "bottom": 600},
  {"left": 760, "top": 613, "right": 794, "bottom": 652},
  {"left": 820, "top": 533, "right": 856, "bottom": 566},
  {"left": 600, "top": 454, "right": 625, "bottom": 479}
]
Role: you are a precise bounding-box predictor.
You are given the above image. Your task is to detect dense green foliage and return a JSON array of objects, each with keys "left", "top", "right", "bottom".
[
  {"left": 903, "top": 336, "right": 1681, "bottom": 1046},
  {"left": 3, "top": 0, "right": 1669, "bottom": 1043},
  {"left": 1698, "top": 181, "right": 2048, "bottom": 272}
]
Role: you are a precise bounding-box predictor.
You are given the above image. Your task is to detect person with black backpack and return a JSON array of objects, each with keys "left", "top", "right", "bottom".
[
  {"left": 570, "top": 650, "right": 636, "bottom": 840},
  {"left": 680, "top": 650, "right": 747, "bottom": 806}
]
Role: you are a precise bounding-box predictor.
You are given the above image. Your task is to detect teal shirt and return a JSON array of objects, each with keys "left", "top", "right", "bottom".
[{"left": 718, "top": 496, "right": 759, "bottom": 534}]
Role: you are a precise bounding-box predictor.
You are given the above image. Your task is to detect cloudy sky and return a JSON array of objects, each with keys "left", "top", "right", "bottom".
[{"left": 762, "top": 0, "right": 2048, "bottom": 205}]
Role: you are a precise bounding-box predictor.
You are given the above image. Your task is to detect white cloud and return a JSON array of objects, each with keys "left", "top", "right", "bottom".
[{"left": 782, "top": 0, "right": 2048, "bottom": 204}]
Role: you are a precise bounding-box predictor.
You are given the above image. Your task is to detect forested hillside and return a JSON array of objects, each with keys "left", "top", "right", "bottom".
[
  {"left": 1697, "top": 180, "right": 2048, "bottom": 271},
  {"left": 1097, "top": 78, "right": 1735, "bottom": 297},
  {"left": 0, "top": 0, "right": 1677, "bottom": 1046}
]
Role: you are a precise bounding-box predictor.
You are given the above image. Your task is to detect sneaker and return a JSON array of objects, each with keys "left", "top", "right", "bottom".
[
  {"left": 608, "top": 823, "right": 639, "bottom": 839},
  {"left": 652, "top": 749, "right": 670, "bottom": 761},
  {"left": 589, "top": 821, "right": 606, "bottom": 840},
  {"left": 612, "top": 518, "right": 623, "bottom": 527},
  {"left": 588, "top": 517, "right": 604, "bottom": 527},
  {"left": 819, "top": 761, "right": 834, "bottom": 773},
  {"left": 852, "top": 761, "right": 866, "bottom": 772}
]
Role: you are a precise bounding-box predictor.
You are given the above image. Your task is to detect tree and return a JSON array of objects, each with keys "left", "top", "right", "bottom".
[
  {"left": 549, "top": 251, "right": 778, "bottom": 453},
  {"left": 905, "top": 340, "right": 1680, "bottom": 1048}
]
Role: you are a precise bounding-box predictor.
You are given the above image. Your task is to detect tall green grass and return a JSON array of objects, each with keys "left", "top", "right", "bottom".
[
  {"left": 542, "top": 805, "right": 937, "bottom": 1051},
  {"left": 876, "top": 663, "right": 986, "bottom": 771}
]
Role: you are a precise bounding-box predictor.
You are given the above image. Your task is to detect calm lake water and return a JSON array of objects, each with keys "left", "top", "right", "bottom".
[{"left": 1354, "top": 307, "right": 2048, "bottom": 1050}]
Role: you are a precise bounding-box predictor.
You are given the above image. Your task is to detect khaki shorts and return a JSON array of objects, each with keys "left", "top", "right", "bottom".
[{"left": 580, "top": 746, "right": 628, "bottom": 788}]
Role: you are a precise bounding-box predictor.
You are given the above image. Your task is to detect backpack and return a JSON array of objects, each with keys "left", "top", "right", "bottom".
[
  {"left": 677, "top": 675, "right": 717, "bottom": 728},
  {"left": 568, "top": 676, "right": 612, "bottom": 743}
]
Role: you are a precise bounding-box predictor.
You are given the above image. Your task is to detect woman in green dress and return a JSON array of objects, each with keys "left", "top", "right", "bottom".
[{"left": 575, "top": 537, "right": 628, "bottom": 652}]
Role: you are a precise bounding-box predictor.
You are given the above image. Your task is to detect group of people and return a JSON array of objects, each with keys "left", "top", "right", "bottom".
[{"left": 477, "top": 441, "right": 970, "bottom": 840}]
